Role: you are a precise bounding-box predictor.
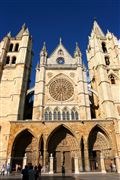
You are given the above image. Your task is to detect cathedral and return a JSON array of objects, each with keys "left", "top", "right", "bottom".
[{"left": 0, "top": 21, "right": 120, "bottom": 174}]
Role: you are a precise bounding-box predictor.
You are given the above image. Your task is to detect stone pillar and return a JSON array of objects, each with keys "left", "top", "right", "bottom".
[
  {"left": 84, "top": 142, "right": 90, "bottom": 171},
  {"left": 100, "top": 152, "right": 106, "bottom": 173},
  {"left": 79, "top": 150, "right": 83, "bottom": 172},
  {"left": 115, "top": 155, "right": 120, "bottom": 173},
  {"left": 74, "top": 156, "right": 79, "bottom": 174},
  {"left": 23, "top": 153, "right": 27, "bottom": 168},
  {"left": 49, "top": 154, "right": 54, "bottom": 174}
]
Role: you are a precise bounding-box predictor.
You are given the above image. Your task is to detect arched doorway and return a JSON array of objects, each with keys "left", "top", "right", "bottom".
[
  {"left": 11, "top": 129, "right": 34, "bottom": 171},
  {"left": 88, "top": 125, "right": 112, "bottom": 171},
  {"left": 47, "top": 125, "right": 78, "bottom": 173}
]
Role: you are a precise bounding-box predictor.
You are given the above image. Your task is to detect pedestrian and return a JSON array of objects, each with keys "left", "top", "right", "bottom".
[
  {"left": 34, "top": 166, "right": 39, "bottom": 180},
  {"left": 6, "top": 163, "right": 10, "bottom": 175},
  {"left": 38, "top": 163, "right": 42, "bottom": 176},
  {"left": 21, "top": 165, "right": 29, "bottom": 180},
  {"left": 112, "top": 163, "right": 116, "bottom": 172},
  {"left": 28, "top": 165, "right": 35, "bottom": 180},
  {"left": 62, "top": 165, "right": 65, "bottom": 176},
  {"left": 1, "top": 164, "right": 5, "bottom": 176}
]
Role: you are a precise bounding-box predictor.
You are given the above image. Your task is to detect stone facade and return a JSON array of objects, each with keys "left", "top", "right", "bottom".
[{"left": 0, "top": 21, "right": 120, "bottom": 173}]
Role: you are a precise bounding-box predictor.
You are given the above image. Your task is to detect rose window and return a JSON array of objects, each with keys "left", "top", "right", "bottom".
[{"left": 49, "top": 78, "right": 74, "bottom": 101}]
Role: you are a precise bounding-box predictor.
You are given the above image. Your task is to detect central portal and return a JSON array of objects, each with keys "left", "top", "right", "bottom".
[{"left": 47, "top": 125, "right": 78, "bottom": 173}]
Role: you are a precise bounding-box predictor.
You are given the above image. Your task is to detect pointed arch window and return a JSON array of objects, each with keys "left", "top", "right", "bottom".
[
  {"left": 67, "top": 111, "right": 70, "bottom": 120},
  {"left": 62, "top": 108, "right": 70, "bottom": 120},
  {"left": 105, "top": 56, "right": 110, "bottom": 65},
  {"left": 45, "top": 108, "right": 52, "bottom": 121},
  {"left": 62, "top": 111, "right": 66, "bottom": 120},
  {"left": 58, "top": 111, "right": 61, "bottom": 120},
  {"left": 6, "top": 56, "right": 10, "bottom": 65},
  {"left": 71, "top": 109, "right": 79, "bottom": 120},
  {"left": 58, "top": 49, "right": 64, "bottom": 56},
  {"left": 54, "top": 111, "right": 57, "bottom": 120},
  {"left": 71, "top": 111, "right": 75, "bottom": 120},
  {"left": 49, "top": 112, "right": 52, "bottom": 121},
  {"left": 11, "top": 56, "right": 16, "bottom": 64},
  {"left": 9, "top": 43, "right": 13, "bottom": 52},
  {"left": 15, "top": 43, "right": 19, "bottom": 52},
  {"left": 75, "top": 111, "right": 79, "bottom": 120},
  {"left": 45, "top": 111, "right": 49, "bottom": 121},
  {"left": 102, "top": 42, "right": 107, "bottom": 53},
  {"left": 109, "top": 74, "right": 115, "bottom": 84},
  {"left": 54, "top": 108, "right": 61, "bottom": 120}
]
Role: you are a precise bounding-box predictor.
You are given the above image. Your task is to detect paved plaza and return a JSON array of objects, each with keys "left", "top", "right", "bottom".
[{"left": 0, "top": 173, "right": 120, "bottom": 180}]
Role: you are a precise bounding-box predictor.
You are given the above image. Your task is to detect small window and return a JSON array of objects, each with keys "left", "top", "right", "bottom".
[
  {"left": 71, "top": 110, "right": 79, "bottom": 120},
  {"left": 75, "top": 111, "right": 79, "bottom": 120},
  {"left": 11, "top": 56, "right": 16, "bottom": 64},
  {"left": 109, "top": 75, "right": 115, "bottom": 84},
  {"left": 58, "top": 49, "right": 64, "bottom": 56},
  {"left": 62, "top": 111, "right": 66, "bottom": 120},
  {"left": 102, "top": 42, "right": 107, "bottom": 53},
  {"left": 58, "top": 111, "right": 61, "bottom": 120},
  {"left": 15, "top": 43, "right": 19, "bottom": 52},
  {"left": 71, "top": 111, "right": 75, "bottom": 120},
  {"left": 105, "top": 56, "right": 110, "bottom": 65},
  {"left": 49, "top": 112, "right": 52, "bottom": 120},
  {"left": 54, "top": 111, "right": 57, "bottom": 120},
  {"left": 9, "top": 43, "right": 13, "bottom": 52},
  {"left": 6, "top": 56, "right": 10, "bottom": 64},
  {"left": 66, "top": 112, "right": 70, "bottom": 120},
  {"left": 45, "top": 111, "right": 48, "bottom": 120}
]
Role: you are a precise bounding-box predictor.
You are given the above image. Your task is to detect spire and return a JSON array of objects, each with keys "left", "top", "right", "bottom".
[
  {"left": 92, "top": 20, "right": 105, "bottom": 37},
  {"left": 40, "top": 42, "right": 47, "bottom": 57},
  {"left": 7, "top": 32, "right": 11, "bottom": 38},
  {"left": 59, "top": 37, "right": 62, "bottom": 45},
  {"left": 23, "top": 28, "right": 29, "bottom": 36},
  {"left": 74, "top": 42, "right": 81, "bottom": 57},
  {"left": 16, "top": 23, "right": 28, "bottom": 38}
]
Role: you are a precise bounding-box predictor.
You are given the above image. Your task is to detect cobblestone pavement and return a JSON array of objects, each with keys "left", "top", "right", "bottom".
[{"left": 0, "top": 173, "right": 120, "bottom": 180}]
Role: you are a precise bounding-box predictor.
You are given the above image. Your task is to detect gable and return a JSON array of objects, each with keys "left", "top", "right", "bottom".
[{"left": 47, "top": 43, "right": 77, "bottom": 65}]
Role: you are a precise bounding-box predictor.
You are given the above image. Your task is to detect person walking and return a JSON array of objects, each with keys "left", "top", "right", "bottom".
[
  {"left": 28, "top": 165, "right": 35, "bottom": 180},
  {"left": 34, "top": 166, "right": 39, "bottom": 180},
  {"left": 21, "top": 165, "right": 29, "bottom": 180},
  {"left": 1, "top": 164, "right": 5, "bottom": 176},
  {"left": 38, "top": 164, "right": 42, "bottom": 176},
  {"left": 6, "top": 163, "right": 10, "bottom": 175},
  {"left": 62, "top": 164, "right": 65, "bottom": 177}
]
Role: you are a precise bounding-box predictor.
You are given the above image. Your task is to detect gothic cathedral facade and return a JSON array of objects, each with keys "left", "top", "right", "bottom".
[{"left": 0, "top": 21, "right": 120, "bottom": 173}]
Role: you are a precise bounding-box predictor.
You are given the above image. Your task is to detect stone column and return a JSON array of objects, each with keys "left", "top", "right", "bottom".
[
  {"left": 115, "top": 155, "right": 120, "bottom": 173},
  {"left": 49, "top": 154, "right": 54, "bottom": 174},
  {"left": 79, "top": 150, "right": 83, "bottom": 172},
  {"left": 100, "top": 152, "right": 106, "bottom": 173},
  {"left": 74, "top": 156, "right": 79, "bottom": 174},
  {"left": 84, "top": 142, "right": 90, "bottom": 171},
  {"left": 23, "top": 153, "right": 27, "bottom": 168}
]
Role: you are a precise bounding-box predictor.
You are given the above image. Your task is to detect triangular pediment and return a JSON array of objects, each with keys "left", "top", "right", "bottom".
[
  {"left": 47, "top": 41, "right": 76, "bottom": 65},
  {"left": 49, "top": 43, "right": 72, "bottom": 59}
]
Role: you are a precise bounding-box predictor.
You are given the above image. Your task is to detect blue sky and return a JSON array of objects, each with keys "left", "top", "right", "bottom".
[{"left": 0, "top": 0, "right": 120, "bottom": 87}]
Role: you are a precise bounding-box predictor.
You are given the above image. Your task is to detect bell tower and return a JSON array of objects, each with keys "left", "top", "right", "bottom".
[
  {"left": 0, "top": 24, "right": 32, "bottom": 121},
  {"left": 87, "top": 21, "right": 120, "bottom": 119}
]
